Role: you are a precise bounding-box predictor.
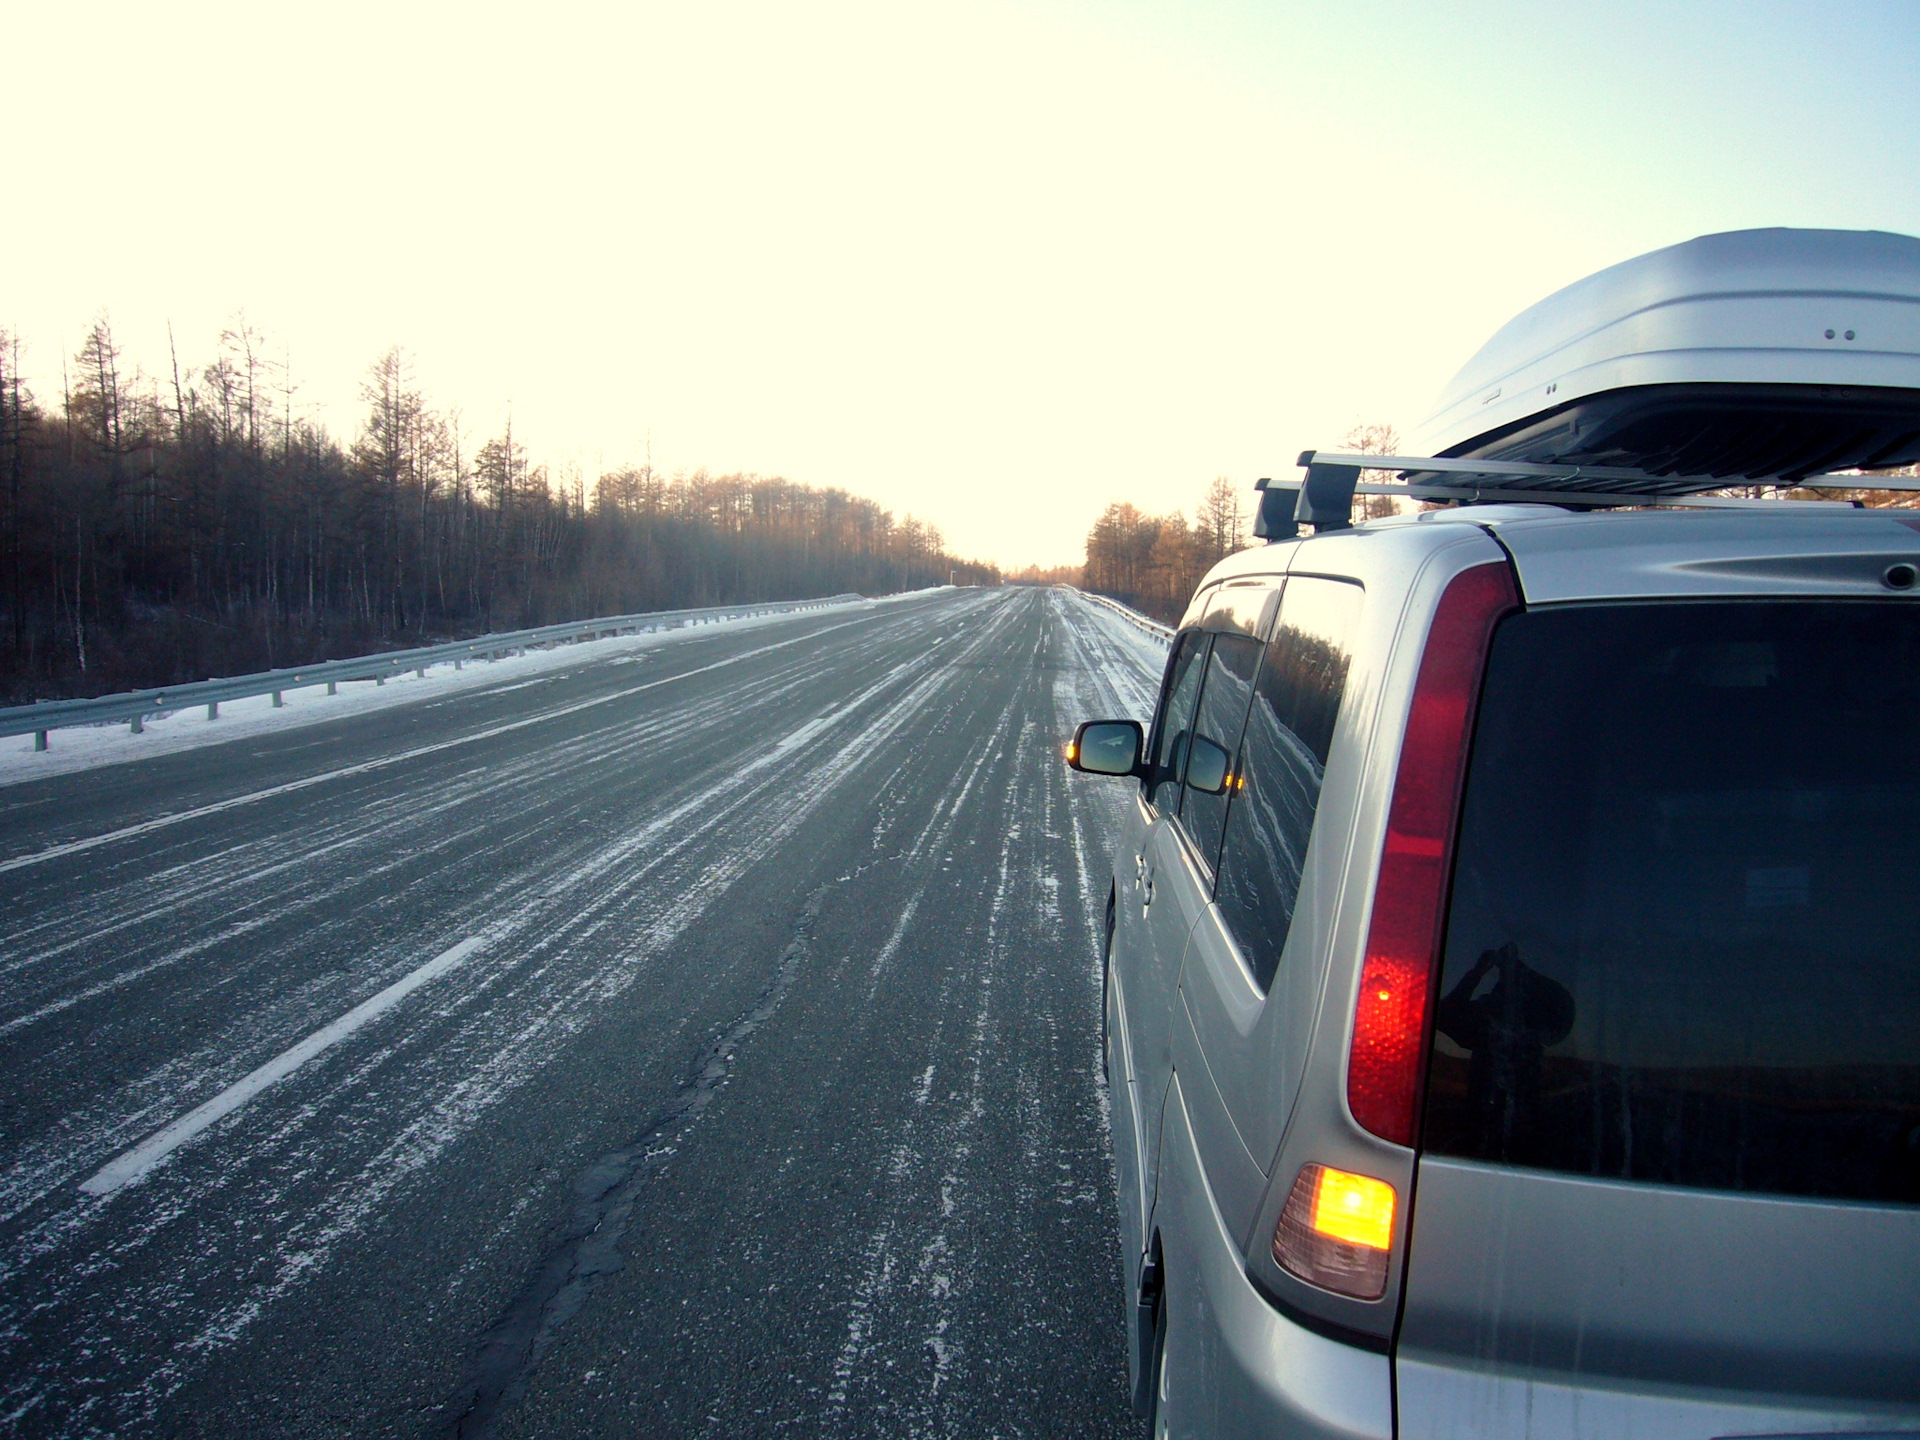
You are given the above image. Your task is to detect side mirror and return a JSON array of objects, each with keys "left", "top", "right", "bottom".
[
  {"left": 1067, "top": 720, "right": 1144, "bottom": 777},
  {"left": 1185, "top": 734, "right": 1231, "bottom": 795}
]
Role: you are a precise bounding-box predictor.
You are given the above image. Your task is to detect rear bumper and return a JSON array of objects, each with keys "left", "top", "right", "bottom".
[{"left": 1157, "top": 1074, "right": 1393, "bottom": 1440}]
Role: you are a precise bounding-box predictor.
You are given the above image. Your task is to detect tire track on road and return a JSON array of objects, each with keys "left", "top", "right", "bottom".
[
  {"left": 801, "top": 588, "right": 1164, "bottom": 1439},
  {"left": 0, "top": 619, "right": 878, "bottom": 877},
  {"left": 0, "top": 590, "right": 1028, "bottom": 1437}
]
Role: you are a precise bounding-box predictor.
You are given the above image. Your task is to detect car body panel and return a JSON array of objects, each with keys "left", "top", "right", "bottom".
[
  {"left": 1094, "top": 498, "right": 1920, "bottom": 1438},
  {"left": 1235, "top": 526, "right": 1511, "bottom": 1343},
  {"left": 1486, "top": 508, "right": 1920, "bottom": 603},
  {"left": 1174, "top": 904, "right": 1270, "bottom": 1254},
  {"left": 1394, "top": 533, "right": 1920, "bottom": 1437},
  {"left": 1396, "top": 1357, "right": 1920, "bottom": 1440},
  {"left": 1106, "top": 909, "right": 1149, "bottom": 1323},
  {"left": 1172, "top": 987, "right": 1267, "bottom": 1249},
  {"left": 1105, "top": 627, "right": 1193, "bottom": 1390},
  {"left": 1158, "top": 1072, "right": 1394, "bottom": 1440},
  {"left": 1137, "top": 820, "right": 1212, "bottom": 1192},
  {"left": 1398, "top": 1158, "right": 1920, "bottom": 1435}
]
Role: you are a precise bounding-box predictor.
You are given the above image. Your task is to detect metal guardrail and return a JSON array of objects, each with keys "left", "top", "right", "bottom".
[
  {"left": 2, "top": 594, "right": 866, "bottom": 750},
  {"left": 1064, "top": 587, "right": 1175, "bottom": 643}
]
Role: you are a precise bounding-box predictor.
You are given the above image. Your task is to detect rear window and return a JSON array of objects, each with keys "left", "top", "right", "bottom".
[{"left": 1425, "top": 601, "right": 1920, "bottom": 1205}]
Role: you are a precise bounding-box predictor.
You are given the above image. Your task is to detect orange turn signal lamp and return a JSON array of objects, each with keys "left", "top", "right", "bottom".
[
  {"left": 1272, "top": 1163, "right": 1396, "bottom": 1300},
  {"left": 1309, "top": 1166, "right": 1395, "bottom": 1249}
]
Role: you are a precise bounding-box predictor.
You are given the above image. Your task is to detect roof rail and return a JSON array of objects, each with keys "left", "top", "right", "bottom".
[{"left": 1251, "top": 451, "right": 1916, "bottom": 537}]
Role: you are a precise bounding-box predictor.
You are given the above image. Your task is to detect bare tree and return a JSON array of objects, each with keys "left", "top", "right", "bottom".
[
  {"left": 0, "top": 330, "right": 29, "bottom": 660},
  {"left": 1343, "top": 420, "right": 1404, "bottom": 520},
  {"left": 353, "top": 346, "right": 425, "bottom": 631},
  {"left": 219, "top": 315, "right": 271, "bottom": 455},
  {"left": 74, "top": 315, "right": 127, "bottom": 459},
  {"left": 1197, "top": 475, "right": 1243, "bottom": 562}
]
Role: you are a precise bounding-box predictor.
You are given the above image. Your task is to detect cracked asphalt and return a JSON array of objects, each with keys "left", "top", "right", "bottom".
[{"left": 0, "top": 586, "right": 1165, "bottom": 1438}]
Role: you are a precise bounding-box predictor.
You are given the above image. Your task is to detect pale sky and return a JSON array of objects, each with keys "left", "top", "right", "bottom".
[{"left": 5, "top": 0, "right": 1919, "bottom": 569}]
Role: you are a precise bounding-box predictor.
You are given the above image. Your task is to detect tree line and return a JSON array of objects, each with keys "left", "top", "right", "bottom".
[
  {"left": 1073, "top": 428, "right": 1399, "bottom": 620},
  {"left": 0, "top": 319, "right": 995, "bottom": 703},
  {"left": 1080, "top": 475, "right": 1248, "bottom": 623},
  {"left": 1072, "top": 427, "right": 1414, "bottom": 617}
]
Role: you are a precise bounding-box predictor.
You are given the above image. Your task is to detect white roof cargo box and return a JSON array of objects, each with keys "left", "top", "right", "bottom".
[{"left": 1412, "top": 228, "right": 1920, "bottom": 480}]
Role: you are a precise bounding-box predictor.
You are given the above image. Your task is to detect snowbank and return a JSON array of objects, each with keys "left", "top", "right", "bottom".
[{"left": 0, "top": 596, "right": 882, "bottom": 785}]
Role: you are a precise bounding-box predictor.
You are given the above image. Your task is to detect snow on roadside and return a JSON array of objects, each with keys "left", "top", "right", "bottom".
[
  {"left": 0, "top": 590, "right": 944, "bottom": 786},
  {"left": 1062, "top": 590, "right": 1170, "bottom": 705}
]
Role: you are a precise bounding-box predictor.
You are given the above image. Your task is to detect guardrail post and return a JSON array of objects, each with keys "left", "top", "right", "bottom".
[
  {"left": 272, "top": 691, "right": 283, "bottom": 708},
  {"left": 34, "top": 730, "right": 47, "bottom": 751},
  {"left": 207, "top": 701, "right": 218, "bottom": 720},
  {"left": 328, "top": 680, "right": 337, "bottom": 695},
  {"left": 130, "top": 714, "right": 144, "bottom": 734},
  {"left": 416, "top": 668, "right": 426, "bottom": 679},
  {"left": 454, "top": 659, "right": 462, "bottom": 671},
  {"left": 376, "top": 676, "right": 385, "bottom": 686}
]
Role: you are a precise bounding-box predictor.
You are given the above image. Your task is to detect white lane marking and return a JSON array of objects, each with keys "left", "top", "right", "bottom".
[
  {"left": 1, "top": 622, "right": 867, "bottom": 877},
  {"left": 79, "top": 935, "right": 490, "bottom": 1197}
]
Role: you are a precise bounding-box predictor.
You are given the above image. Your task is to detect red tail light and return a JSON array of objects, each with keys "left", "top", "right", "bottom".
[{"left": 1347, "top": 559, "right": 1517, "bottom": 1145}]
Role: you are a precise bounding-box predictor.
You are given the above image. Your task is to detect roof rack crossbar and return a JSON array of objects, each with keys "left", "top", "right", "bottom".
[
  {"left": 1793, "top": 475, "right": 1920, "bottom": 493},
  {"left": 1299, "top": 450, "right": 1813, "bottom": 491},
  {"left": 1350, "top": 482, "right": 1863, "bottom": 510},
  {"left": 1263, "top": 449, "right": 1918, "bottom": 537}
]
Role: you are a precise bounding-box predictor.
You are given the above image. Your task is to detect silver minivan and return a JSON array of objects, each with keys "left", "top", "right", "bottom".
[{"left": 1069, "top": 498, "right": 1920, "bottom": 1437}]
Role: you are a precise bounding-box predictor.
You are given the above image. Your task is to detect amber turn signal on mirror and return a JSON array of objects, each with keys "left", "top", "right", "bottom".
[
  {"left": 1065, "top": 719, "right": 1144, "bottom": 777},
  {"left": 1271, "top": 1163, "right": 1396, "bottom": 1300}
]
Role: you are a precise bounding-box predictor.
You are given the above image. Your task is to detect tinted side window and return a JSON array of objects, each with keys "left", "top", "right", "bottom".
[
  {"left": 1426, "top": 602, "right": 1920, "bottom": 1204},
  {"left": 1149, "top": 631, "right": 1209, "bottom": 812},
  {"left": 1214, "top": 579, "right": 1363, "bottom": 990},
  {"left": 1179, "top": 634, "right": 1264, "bottom": 877}
]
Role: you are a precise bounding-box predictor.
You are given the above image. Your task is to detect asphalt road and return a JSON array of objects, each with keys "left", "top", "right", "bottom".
[{"left": 0, "top": 586, "right": 1166, "bottom": 1439}]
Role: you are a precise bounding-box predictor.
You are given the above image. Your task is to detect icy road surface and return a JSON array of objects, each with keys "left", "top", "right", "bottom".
[{"left": 0, "top": 586, "right": 1166, "bottom": 1438}]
